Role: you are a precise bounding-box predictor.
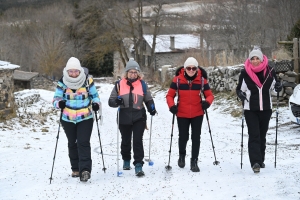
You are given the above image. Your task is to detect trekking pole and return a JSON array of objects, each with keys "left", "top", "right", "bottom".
[
  {"left": 200, "top": 77, "right": 219, "bottom": 165},
  {"left": 204, "top": 109, "right": 220, "bottom": 165},
  {"left": 49, "top": 110, "right": 63, "bottom": 184},
  {"left": 241, "top": 110, "right": 244, "bottom": 169},
  {"left": 274, "top": 91, "right": 279, "bottom": 168},
  {"left": 165, "top": 114, "right": 175, "bottom": 170},
  {"left": 95, "top": 111, "right": 107, "bottom": 173},
  {"left": 238, "top": 95, "right": 248, "bottom": 169},
  {"left": 116, "top": 107, "right": 123, "bottom": 176},
  {"left": 146, "top": 115, "right": 154, "bottom": 166}
]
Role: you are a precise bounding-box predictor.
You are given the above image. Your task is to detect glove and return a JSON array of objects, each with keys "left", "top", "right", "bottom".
[
  {"left": 169, "top": 105, "right": 178, "bottom": 115},
  {"left": 149, "top": 109, "right": 157, "bottom": 116},
  {"left": 237, "top": 90, "right": 247, "bottom": 101},
  {"left": 274, "top": 82, "right": 282, "bottom": 92},
  {"left": 115, "top": 97, "right": 124, "bottom": 106},
  {"left": 92, "top": 103, "right": 99, "bottom": 111},
  {"left": 149, "top": 104, "right": 156, "bottom": 116},
  {"left": 201, "top": 101, "right": 210, "bottom": 110},
  {"left": 58, "top": 100, "right": 66, "bottom": 109}
]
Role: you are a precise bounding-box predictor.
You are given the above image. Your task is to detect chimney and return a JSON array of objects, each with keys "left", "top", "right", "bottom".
[{"left": 170, "top": 36, "right": 175, "bottom": 49}]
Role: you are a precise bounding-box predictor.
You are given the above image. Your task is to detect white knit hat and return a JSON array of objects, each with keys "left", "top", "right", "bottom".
[
  {"left": 249, "top": 46, "right": 263, "bottom": 62},
  {"left": 65, "top": 57, "right": 82, "bottom": 71},
  {"left": 184, "top": 57, "right": 198, "bottom": 68}
]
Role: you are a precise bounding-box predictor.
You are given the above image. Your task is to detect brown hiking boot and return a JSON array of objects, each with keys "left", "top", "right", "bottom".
[{"left": 71, "top": 171, "right": 79, "bottom": 177}]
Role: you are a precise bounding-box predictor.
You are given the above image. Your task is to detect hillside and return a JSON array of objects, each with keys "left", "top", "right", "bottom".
[{"left": 0, "top": 0, "right": 62, "bottom": 11}]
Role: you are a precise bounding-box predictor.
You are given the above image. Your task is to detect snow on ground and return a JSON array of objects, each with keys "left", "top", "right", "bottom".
[{"left": 0, "top": 82, "right": 300, "bottom": 200}]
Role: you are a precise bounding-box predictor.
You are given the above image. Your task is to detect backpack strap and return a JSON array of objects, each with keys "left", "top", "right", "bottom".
[
  {"left": 200, "top": 76, "right": 206, "bottom": 99},
  {"left": 176, "top": 77, "right": 180, "bottom": 105},
  {"left": 140, "top": 80, "right": 147, "bottom": 95},
  {"left": 85, "top": 74, "right": 90, "bottom": 93},
  {"left": 115, "top": 80, "right": 120, "bottom": 95}
]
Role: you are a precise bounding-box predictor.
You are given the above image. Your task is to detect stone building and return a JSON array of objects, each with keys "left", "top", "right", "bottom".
[
  {"left": 13, "top": 70, "right": 55, "bottom": 92},
  {"left": 143, "top": 34, "right": 204, "bottom": 70},
  {"left": 13, "top": 70, "right": 39, "bottom": 91},
  {"left": 113, "top": 34, "right": 205, "bottom": 81},
  {"left": 0, "top": 60, "right": 20, "bottom": 120}
]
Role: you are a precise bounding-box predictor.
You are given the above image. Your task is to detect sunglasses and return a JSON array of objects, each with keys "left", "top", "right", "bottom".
[{"left": 186, "top": 67, "right": 197, "bottom": 71}]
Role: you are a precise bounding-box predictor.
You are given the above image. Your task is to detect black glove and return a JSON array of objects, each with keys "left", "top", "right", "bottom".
[
  {"left": 274, "top": 82, "right": 282, "bottom": 92},
  {"left": 169, "top": 105, "right": 178, "bottom": 115},
  {"left": 148, "top": 103, "right": 156, "bottom": 116},
  {"left": 201, "top": 101, "right": 210, "bottom": 110},
  {"left": 115, "top": 97, "right": 124, "bottom": 106},
  {"left": 58, "top": 100, "right": 66, "bottom": 109},
  {"left": 92, "top": 103, "right": 99, "bottom": 111},
  {"left": 149, "top": 109, "right": 157, "bottom": 116},
  {"left": 237, "top": 90, "right": 247, "bottom": 101}
]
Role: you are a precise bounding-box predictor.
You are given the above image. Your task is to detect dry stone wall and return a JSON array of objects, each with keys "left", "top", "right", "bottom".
[
  {"left": 32, "top": 75, "right": 56, "bottom": 91},
  {"left": 0, "top": 69, "right": 16, "bottom": 120},
  {"left": 165, "top": 63, "right": 297, "bottom": 105}
]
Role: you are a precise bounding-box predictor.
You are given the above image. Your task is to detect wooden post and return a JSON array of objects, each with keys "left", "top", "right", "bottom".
[{"left": 293, "top": 38, "right": 299, "bottom": 84}]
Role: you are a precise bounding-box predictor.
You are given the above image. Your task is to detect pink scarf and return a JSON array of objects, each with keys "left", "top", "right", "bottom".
[{"left": 244, "top": 55, "right": 268, "bottom": 88}]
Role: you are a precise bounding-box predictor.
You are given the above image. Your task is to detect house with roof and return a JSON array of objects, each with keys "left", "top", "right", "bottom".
[
  {"left": 13, "top": 70, "right": 39, "bottom": 91},
  {"left": 143, "top": 34, "right": 204, "bottom": 70},
  {"left": 113, "top": 34, "right": 206, "bottom": 80},
  {"left": 13, "top": 70, "right": 55, "bottom": 92}
]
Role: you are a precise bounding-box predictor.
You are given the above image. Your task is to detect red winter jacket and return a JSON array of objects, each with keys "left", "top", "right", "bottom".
[{"left": 166, "top": 67, "right": 214, "bottom": 118}]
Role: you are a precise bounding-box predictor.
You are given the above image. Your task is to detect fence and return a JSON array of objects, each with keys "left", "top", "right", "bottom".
[{"left": 278, "top": 38, "right": 300, "bottom": 83}]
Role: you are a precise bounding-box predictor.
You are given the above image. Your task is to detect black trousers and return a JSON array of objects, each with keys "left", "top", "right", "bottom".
[
  {"left": 61, "top": 118, "right": 93, "bottom": 174},
  {"left": 244, "top": 110, "right": 272, "bottom": 166},
  {"left": 119, "top": 120, "right": 146, "bottom": 166},
  {"left": 177, "top": 116, "right": 204, "bottom": 160}
]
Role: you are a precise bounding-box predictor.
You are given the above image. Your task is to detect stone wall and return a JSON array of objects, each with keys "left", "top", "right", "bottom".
[
  {"left": 164, "top": 63, "right": 297, "bottom": 105},
  {"left": 32, "top": 75, "right": 56, "bottom": 91},
  {"left": 0, "top": 69, "right": 16, "bottom": 120},
  {"left": 155, "top": 52, "right": 185, "bottom": 70}
]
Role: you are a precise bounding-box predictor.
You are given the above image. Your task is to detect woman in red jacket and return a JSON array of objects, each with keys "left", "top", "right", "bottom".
[{"left": 166, "top": 57, "right": 214, "bottom": 172}]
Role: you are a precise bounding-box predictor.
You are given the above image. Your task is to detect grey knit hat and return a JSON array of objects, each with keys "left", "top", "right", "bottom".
[
  {"left": 249, "top": 46, "right": 263, "bottom": 62},
  {"left": 125, "top": 58, "right": 140, "bottom": 72}
]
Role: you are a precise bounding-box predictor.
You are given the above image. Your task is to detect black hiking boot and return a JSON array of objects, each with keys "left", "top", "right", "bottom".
[
  {"left": 178, "top": 154, "right": 185, "bottom": 168},
  {"left": 261, "top": 163, "right": 265, "bottom": 168},
  {"left": 80, "top": 171, "right": 91, "bottom": 182},
  {"left": 252, "top": 163, "right": 260, "bottom": 173},
  {"left": 190, "top": 158, "right": 200, "bottom": 172}
]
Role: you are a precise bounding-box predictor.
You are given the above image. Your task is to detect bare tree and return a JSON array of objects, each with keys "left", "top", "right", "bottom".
[
  {"left": 103, "top": 0, "right": 167, "bottom": 70},
  {"left": 30, "top": 24, "right": 67, "bottom": 77}
]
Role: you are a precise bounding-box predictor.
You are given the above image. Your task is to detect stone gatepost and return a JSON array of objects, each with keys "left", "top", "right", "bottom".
[{"left": 0, "top": 60, "right": 20, "bottom": 120}]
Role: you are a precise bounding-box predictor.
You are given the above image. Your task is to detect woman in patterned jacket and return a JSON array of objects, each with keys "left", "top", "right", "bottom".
[
  {"left": 53, "top": 57, "right": 101, "bottom": 182},
  {"left": 166, "top": 57, "right": 214, "bottom": 172}
]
